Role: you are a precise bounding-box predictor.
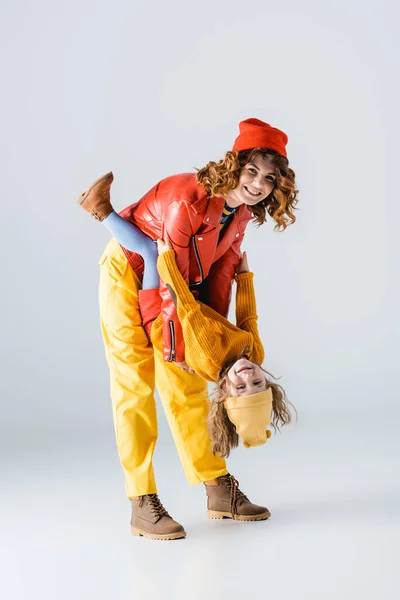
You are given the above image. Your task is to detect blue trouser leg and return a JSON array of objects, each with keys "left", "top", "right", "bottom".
[{"left": 102, "top": 212, "right": 159, "bottom": 289}]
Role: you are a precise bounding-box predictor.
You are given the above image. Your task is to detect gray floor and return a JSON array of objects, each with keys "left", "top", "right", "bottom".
[{"left": 2, "top": 414, "right": 399, "bottom": 600}]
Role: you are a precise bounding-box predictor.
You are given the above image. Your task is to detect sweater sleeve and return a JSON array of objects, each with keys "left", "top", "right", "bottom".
[
  {"left": 157, "top": 251, "right": 199, "bottom": 311},
  {"left": 235, "top": 272, "right": 265, "bottom": 365},
  {"left": 158, "top": 201, "right": 194, "bottom": 363},
  {"left": 157, "top": 250, "right": 221, "bottom": 377}
]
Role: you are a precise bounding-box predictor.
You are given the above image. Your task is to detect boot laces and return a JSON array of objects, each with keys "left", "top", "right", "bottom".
[
  {"left": 220, "top": 474, "right": 249, "bottom": 519},
  {"left": 140, "top": 494, "right": 170, "bottom": 520}
]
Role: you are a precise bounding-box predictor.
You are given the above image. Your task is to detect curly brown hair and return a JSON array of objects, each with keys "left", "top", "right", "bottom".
[
  {"left": 207, "top": 349, "right": 297, "bottom": 458},
  {"left": 196, "top": 149, "right": 299, "bottom": 230}
]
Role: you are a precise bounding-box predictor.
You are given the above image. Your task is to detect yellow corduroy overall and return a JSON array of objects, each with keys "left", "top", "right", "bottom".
[{"left": 98, "top": 239, "right": 227, "bottom": 498}]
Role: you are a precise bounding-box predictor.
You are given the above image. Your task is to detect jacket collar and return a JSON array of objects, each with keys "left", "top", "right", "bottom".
[
  {"left": 202, "top": 195, "right": 225, "bottom": 226},
  {"left": 202, "top": 196, "right": 253, "bottom": 227}
]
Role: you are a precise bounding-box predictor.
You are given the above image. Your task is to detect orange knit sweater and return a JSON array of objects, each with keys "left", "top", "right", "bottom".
[{"left": 151, "top": 251, "right": 264, "bottom": 382}]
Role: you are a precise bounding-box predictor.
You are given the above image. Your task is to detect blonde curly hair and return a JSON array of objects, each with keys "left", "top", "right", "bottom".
[{"left": 196, "top": 148, "right": 299, "bottom": 230}]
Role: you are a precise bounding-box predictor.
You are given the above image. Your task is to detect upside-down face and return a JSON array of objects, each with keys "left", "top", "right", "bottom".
[{"left": 226, "top": 357, "right": 267, "bottom": 397}]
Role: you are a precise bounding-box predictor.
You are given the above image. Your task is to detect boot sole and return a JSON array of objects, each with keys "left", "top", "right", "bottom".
[
  {"left": 77, "top": 171, "right": 114, "bottom": 207},
  {"left": 131, "top": 526, "right": 186, "bottom": 541},
  {"left": 207, "top": 510, "right": 271, "bottom": 521}
]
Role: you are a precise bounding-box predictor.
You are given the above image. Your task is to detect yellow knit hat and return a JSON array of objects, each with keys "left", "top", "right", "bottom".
[{"left": 224, "top": 388, "right": 273, "bottom": 448}]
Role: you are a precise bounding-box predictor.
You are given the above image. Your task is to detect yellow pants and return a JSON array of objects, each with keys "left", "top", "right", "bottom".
[{"left": 98, "top": 239, "right": 227, "bottom": 498}]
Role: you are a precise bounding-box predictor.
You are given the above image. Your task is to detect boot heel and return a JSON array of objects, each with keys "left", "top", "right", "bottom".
[{"left": 207, "top": 510, "right": 232, "bottom": 519}]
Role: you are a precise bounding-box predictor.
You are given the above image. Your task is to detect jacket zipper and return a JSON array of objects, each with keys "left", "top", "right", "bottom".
[
  {"left": 169, "top": 320, "right": 176, "bottom": 362},
  {"left": 190, "top": 236, "right": 204, "bottom": 287}
]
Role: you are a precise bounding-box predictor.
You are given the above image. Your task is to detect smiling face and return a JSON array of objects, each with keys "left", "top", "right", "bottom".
[
  {"left": 225, "top": 154, "right": 276, "bottom": 209},
  {"left": 226, "top": 357, "right": 267, "bottom": 397}
]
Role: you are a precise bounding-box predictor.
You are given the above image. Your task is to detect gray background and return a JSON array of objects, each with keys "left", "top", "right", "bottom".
[{"left": 1, "top": 0, "right": 399, "bottom": 599}]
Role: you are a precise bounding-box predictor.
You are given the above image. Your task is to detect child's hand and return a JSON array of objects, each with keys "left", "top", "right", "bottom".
[
  {"left": 236, "top": 251, "right": 250, "bottom": 274},
  {"left": 157, "top": 238, "right": 173, "bottom": 255},
  {"left": 174, "top": 360, "right": 195, "bottom": 375}
]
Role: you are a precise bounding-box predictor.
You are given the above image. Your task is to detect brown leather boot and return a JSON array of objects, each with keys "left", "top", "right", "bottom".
[
  {"left": 205, "top": 474, "right": 271, "bottom": 521},
  {"left": 77, "top": 171, "right": 114, "bottom": 221},
  {"left": 131, "top": 494, "right": 186, "bottom": 541}
]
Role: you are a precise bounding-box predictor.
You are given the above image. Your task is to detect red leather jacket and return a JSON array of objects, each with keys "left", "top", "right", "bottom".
[{"left": 119, "top": 173, "right": 253, "bottom": 362}]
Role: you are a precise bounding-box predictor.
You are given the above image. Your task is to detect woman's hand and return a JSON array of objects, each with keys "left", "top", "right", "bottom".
[
  {"left": 235, "top": 251, "right": 250, "bottom": 274},
  {"left": 156, "top": 238, "right": 173, "bottom": 255}
]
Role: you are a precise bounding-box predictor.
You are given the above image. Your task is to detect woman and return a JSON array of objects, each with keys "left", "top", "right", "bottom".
[{"left": 78, "top": 118, "right": 298, "bottom": 540}]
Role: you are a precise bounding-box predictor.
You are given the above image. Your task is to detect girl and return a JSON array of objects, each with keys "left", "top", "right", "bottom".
[
  {"left": 78, "top": 118, "right": 298, "bottom": 538},
  {"left": 155, "top": 239, "right": 294, "bottom": 458}
]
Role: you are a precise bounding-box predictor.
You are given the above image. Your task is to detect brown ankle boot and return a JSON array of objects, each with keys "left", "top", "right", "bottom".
[
  {"left": 77, "top": 172, "right": 114, "bottom": 221},
  {"left": 205, "top": 474, "right": 271, "bottom": 521},
  {"left": 131, "top": 494, "right": 186, "bottom": 541}
]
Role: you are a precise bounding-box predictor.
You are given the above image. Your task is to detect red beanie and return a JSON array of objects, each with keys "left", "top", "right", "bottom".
[{"left": 232, "top": 118, "right": 288, "bottom": 157}]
